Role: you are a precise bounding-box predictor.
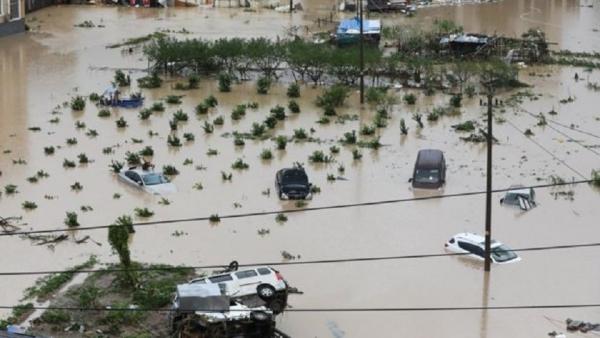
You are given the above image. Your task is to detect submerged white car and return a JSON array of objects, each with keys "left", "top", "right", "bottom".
[
  {"left": 444, "top": 233, "right": 521, "bottom": 265},
  {"left": 117, "top": 168, "right": 177, "bottom": 195}
]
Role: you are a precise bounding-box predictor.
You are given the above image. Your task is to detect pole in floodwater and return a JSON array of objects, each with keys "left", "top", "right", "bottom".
[
  {"left": 359, "top": 0, "right": 365, "bottom": 104},
  {"left": 484, "top": 82, "right": 494, "bottom": 272}
]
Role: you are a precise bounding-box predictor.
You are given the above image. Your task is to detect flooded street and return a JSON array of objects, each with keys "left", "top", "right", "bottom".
[{"left": 1, "top": 0, "right": 600, "bottom": 337}]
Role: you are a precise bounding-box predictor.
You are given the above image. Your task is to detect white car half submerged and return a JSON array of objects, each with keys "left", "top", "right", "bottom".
[
  {"left": 444, "top": 232, "right": 521, "bottom": 265},
  {"left": 117, "top": 168, "right": 177, "bottom": 195}
]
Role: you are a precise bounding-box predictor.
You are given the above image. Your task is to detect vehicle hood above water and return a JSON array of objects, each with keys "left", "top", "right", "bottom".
[{"left": 144, "top": 182, "right": 177, "bottom": 195}]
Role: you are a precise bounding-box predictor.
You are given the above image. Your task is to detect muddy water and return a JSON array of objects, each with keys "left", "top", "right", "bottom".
[{"left": 1, "top": 1, "right": 600, "bottom": 337}]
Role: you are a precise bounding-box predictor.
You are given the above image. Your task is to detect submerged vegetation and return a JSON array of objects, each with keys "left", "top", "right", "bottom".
[
  {"left": 3, "top": 22, "right": 597, "bottom": 335},
  {"left": 143, "top": 30, "right": 528, "bottom": 90}
]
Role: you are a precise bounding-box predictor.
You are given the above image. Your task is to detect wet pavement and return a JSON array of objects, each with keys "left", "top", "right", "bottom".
[{"left": 1, "top": 0, "right": 600, "bottom": 337}]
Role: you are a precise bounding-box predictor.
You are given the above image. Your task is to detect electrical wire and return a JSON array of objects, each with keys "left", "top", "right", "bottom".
[
  {"left": 0, "top": 241, "right": 598, "bottom": 277},
  {"left": 516, "top": 105, "right": 600, "bottom": 157},
  {"left": 1, "top": 180, "right": 593, "bottom": 238},
  {"left": 0, "top": 304, "right": 599, "bottom": 313},
  {"left": 517, "top": 105, "right": 600, "bottom": 139},
  {"left": 502, "top": 117, "right": 587, "bottom": 179}
]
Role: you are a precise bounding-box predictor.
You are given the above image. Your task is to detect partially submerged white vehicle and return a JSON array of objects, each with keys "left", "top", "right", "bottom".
[
  {"left": 170, "top": 284, "right": 275, "bottom": 337},
  {"left": 444, "top": 232, "right": 521, "bottom": 265},
  {"left": 117, "top": 167, "right": 177, "bottom": 195},
  {"left": 500, "top": 184, "right": 536, "bottom": 211},
  {"left": 188, "top": 265, "right": 288, "bottom": 314}
]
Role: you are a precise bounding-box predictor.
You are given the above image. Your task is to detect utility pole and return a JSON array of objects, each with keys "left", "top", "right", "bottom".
[
  {"left": 289, "top": 0, "right": 292, "bottom": 12},
  {"left": 359, "top": 0, "right": 365, "bottom": 104},
  {"left": 484, "top": 82, "right": 494, "bottom": 272}
]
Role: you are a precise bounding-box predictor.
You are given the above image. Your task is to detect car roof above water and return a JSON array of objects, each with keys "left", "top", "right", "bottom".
[
  {"left": 452, "top": 232, "right": 499, "bottom": 247},
  {"left": 125, "top": 168, "right": 161, "bottom": 175},
  {"left": 279, "top": 168, "right": 308, "bottom": 182},
  {"left": 416, "top": 149, "right": 444, "bottom": 169}
]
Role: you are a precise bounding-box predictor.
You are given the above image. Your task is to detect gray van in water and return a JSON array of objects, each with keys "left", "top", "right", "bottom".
[{"left": 409, "top": 149, "right": 446, "bottom": 189}]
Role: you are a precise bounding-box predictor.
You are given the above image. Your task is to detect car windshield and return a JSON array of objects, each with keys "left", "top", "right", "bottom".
[
  {"left": 283, "top": 184, "right": 307, "bottom": 190},
  {"left": 414, "top": 169, "right": 440, "bottom": 183},
  {"left": 491, "top": 245, "right": 518, "bottom": 263},
  {"left": 142, "top": 173, "right": 169, "bottom": 186},
  {"left": 281, "top": 170, "right": 308, "bottom": 184}
]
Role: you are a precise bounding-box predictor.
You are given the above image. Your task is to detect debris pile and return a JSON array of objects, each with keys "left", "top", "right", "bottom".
[
  {"left": 459, "top": 129, "right": 499, "bottom": 144},
  {"left": 566, "top": 318, "right": 600, "bottom": 333}
]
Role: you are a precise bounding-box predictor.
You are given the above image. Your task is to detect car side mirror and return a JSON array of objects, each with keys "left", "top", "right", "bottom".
[
  {"left": 441, "top": 179, "right": 445, "bottom": 184},
  {"left": 408, "top": 178, "right": 413, "bottom": 183},
  {"left": 137, "top": 181, "right": 143, "bottom": 186}
]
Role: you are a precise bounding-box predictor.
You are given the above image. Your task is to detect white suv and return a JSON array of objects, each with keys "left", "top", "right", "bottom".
[
  {"left": 188, "top": 266, "right": 288, "bottom": 313},
  {"left": 444, "top": 233, "right": 521, "bottom": 265}
]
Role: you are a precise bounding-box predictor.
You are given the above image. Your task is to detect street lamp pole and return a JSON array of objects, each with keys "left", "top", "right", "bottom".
[
  {"left": 484, "top": 83, "right": 494, "bottom": 272},
  {"left": 359, "top": 0, "right": 365, "bottom": 104}
]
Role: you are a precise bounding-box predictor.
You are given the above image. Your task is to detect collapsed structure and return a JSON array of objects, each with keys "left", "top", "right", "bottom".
[{"left": 169, "top": 263, "right": 294, "bottom": 337}]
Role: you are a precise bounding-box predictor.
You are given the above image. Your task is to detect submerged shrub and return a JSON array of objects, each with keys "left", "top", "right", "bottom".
[
  {"left": 138, "top": 71, "right": 163, "bottom": 89},
  {"left": 270, "top": 105, "right": 286, "bottom": 120},
  {"left": 365, "top": 86, "right": 386, "bottom": 104},
  {"left": 256, "top": 76, "right": 272, "bottom": 94},
  {"left": 316, "top": 85, "right": 349, "bottom": 108},
  {"left": 288, "top": 100, "right": 300, "bottom": 113},
  {"left": 287, "top": 83, "right": 301, "bottom": 98},
  {"left": 70, "top": 96, "right": 86, "bottom": 111},
  {"left": 403, "top": 93, "right": 417, "bottom": 105},
  {"left": 275, "top": 135, "right": 287, "bottom": 150},
  {"left": 195, "top": 103, "right": 209, "bottom": 115},
  {"left": 218, "top": 72, "right": 232, "bottom": 92},
  {"left": 64, "top": 212, "right": 80, "bottom": 228},
  {"left": 450, "top": 93, "right": 463, "bottom": 108},
  {"left": 205, "top": 95, "right": 218, "bottom": 107}
]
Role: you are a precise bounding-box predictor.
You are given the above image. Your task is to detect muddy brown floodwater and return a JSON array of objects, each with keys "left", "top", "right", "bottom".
[{"left": 1, "top": 0, "right": 600, "bottom": 337}]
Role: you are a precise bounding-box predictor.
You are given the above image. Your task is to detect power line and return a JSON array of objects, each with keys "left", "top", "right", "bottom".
[
  {"left": 0, "top": 241, "right": 598, "bottom": 277},
  {"left": 0, "top": 304, "right": 598, "bottom": 313},
  {"left": 503, "top": 117, "right": 587, "bottom": 179},
  {"left": 517, "top": 105, "right": 600, "bottom": 139},
  {"left": 1, "top": 180, "right": 593, "bottom": 238},
  {"left": 544, "top": 123, "right": 600, "bottom": 157},
  {"left": 517, "top": 105, "right": 600, "bottom": 157}
]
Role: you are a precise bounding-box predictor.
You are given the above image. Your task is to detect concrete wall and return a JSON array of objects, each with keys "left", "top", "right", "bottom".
[
  {"left": 0, "top": 0, "right": 26, "bottom": 38},
  {"left": 0, "top": 18, "right": 25, "bottom": 38}
]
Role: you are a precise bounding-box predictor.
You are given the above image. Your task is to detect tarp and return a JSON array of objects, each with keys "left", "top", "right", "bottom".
[{"left": 337, "top": 17, "right": 381, "bottom": 35}]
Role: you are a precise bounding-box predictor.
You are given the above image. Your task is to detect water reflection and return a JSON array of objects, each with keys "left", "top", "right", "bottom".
[{"left": 480, "top": 272, "right": 490, "bottom": 338}]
